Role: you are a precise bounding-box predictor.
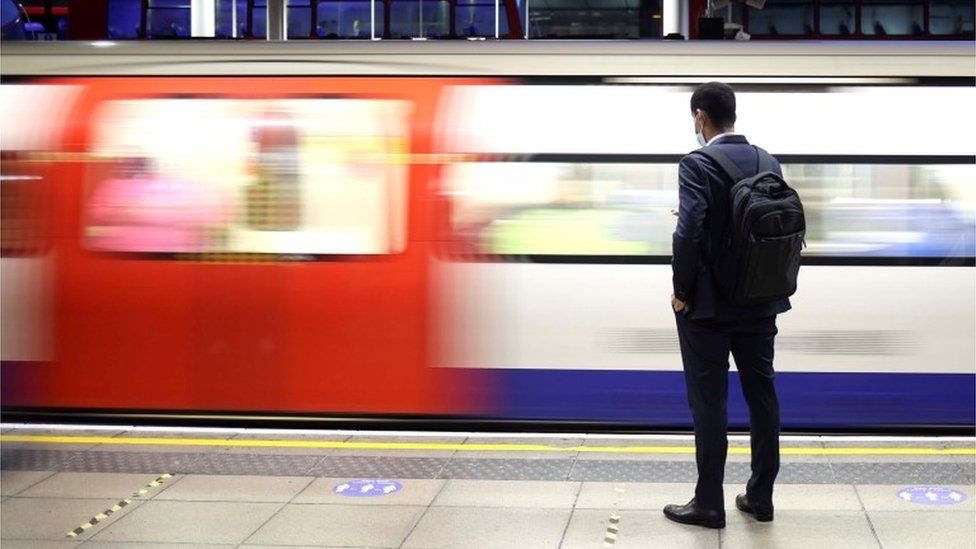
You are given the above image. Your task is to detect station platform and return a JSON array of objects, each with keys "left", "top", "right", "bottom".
[{"left": 1, "top": 424, "right": 973, "bottom": 549}]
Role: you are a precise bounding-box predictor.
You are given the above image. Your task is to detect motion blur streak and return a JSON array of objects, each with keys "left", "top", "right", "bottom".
[{"left": 0, "top": 42, "right": 973, "bottom": 429}]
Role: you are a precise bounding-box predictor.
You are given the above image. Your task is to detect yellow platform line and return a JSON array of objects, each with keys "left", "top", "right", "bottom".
[{"left": 1, "top": 435, "right": 973, "bottom": 456}]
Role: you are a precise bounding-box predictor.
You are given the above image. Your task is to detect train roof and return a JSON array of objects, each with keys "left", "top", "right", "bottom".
[{"left": 2, "top": 40, "right": 974, "bottom": 78}]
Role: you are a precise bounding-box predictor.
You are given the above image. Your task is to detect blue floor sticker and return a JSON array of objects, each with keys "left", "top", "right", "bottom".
[
  {"left": 896, "top": 487, "right": 968, "bottom": 505},
  {"left": 333, "top": 479, "right": 403, "bottom": 497}
]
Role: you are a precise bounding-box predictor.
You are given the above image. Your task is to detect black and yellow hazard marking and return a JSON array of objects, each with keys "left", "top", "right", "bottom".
[
  {"left": 65, "top": 473, "right": 173, "bottom": 538},
  {"left": 603, "top": 486, "right": 625, "bottom": 548}
]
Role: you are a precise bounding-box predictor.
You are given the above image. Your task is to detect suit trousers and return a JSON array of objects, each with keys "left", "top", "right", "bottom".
[{"left": 674, "top": 311, "right": 781, "bottom": 511}]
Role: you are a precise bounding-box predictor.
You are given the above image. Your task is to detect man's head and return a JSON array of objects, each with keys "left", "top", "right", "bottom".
[{"left": 691, "top": 82, "right": 736, "bottom": 145}]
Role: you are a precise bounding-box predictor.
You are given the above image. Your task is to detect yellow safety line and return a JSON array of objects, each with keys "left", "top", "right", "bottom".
[{"left": 1, "top": 435, "right": 973, "bottom": 455}]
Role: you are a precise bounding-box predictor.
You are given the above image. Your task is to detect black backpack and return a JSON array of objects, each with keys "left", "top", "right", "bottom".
[{"left": 695, "top": 145, "right": 805, "bottom": 306}]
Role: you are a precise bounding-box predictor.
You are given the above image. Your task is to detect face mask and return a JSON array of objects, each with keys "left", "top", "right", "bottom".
[{"left": 694, "top": 116, "right": 707, "bottom": 147}]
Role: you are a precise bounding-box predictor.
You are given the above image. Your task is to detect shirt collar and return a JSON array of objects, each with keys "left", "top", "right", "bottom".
[{"left": 706, "top": 132, "right": 741, "bottom": 146}]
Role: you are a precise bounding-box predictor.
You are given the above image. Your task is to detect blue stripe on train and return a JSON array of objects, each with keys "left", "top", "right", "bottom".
[{"left": 472, "top": 369, "right": 975, "bottom": 429}]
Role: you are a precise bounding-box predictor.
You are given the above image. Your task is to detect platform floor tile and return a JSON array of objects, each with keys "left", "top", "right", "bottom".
[
  {"left": 855, "top": 484, "right": 974, "bottom": 512},
  {"left": 17, "top": 472, "right": 177, "bottom": 500},
  {"left": 0, "top": 470, "right": 57, "bottom": 495},
  {"left": 294, "top": 477, "right": 445, "bottom": 506},
  {"left": 154, "top": 474, "right": 313, "bottom": 503},
  {"left": 432, "top": 479, "right": 580, "bottom": 508},
  {"left": 401, "top": 505, "right": 573, "bottom": 549},
  {"left": 0, "top": 496, "right": 146, "bottom": 540},
  {"left": 244, "top": 503, "right": 425, "bottom": 547},
  {"left": 869, "top": 510, "right": 976, "bottom": 549},
  {"left": 561, "top": 508, "right": 719, "bottom": 549},
  {"left": 721, "top": 510, "right": 880, "bottom": 549},
  {"left": 89, "top": 500, "right": 282, "bottom": 545}
]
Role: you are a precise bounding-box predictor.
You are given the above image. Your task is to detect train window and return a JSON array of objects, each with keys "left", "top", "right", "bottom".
[
  {"left": 442, "top": 162, "right": 975, "bottom": 259},
  {"left": 456, "top": 0, "right": 509, "bottom": 36},
  {"left": 0, "top": 155, "right": 49, "bottom": 258},
  {"left": 317, "top": 0, "right": 385, "bottom": 37},
  {"left": 527, "top": 0, "right": 640, "bottom": 39},
  {"left": 85, "top": 98, "right": 410, "bottom": 257},
  {"left": 215, "top": 0, "right": 248, "bottom": 37},
  {"left": 785, "top": 164, "right": 975, "bottom": 258},
  {"left": 818, "top": 1, "right": 855, "bottom": 35},
  {"left": 389, "top": 0, "right": 450, "bottom": 37},
  {"left": 444, "top": 162, "right": 680, "bottom": 256},
  {"left": 860, "top": 0, "right": 924, "bottom": 35},
  {"left": 108, "top": 0, "right": 143, "bottom": 38},
  {"left": 423, "top": 0, "right": 451, "bottom": 37},
  {"left": 930, "top": 0, "right": 975, "bottom": 35},
  {"left": 147, "top": 0, "right": 191, "bottom": 38},
  {"left": 746, "top": 0, "right": 814, "bottom": 36},
  {"left": 253, "top": 0, "right": 266, "bottom": 36},
  {"left": 288, "top": 0, "right": 313, "bottom": 37}
]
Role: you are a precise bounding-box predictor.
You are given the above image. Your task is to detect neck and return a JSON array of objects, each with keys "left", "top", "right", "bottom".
[{"left": 705, "top": 127, "right": 735, "bottom": 142}]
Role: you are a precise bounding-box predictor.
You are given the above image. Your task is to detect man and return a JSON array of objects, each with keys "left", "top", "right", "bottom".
[{"left": 665, "top": 82, "right": 790, "bottom": 529}]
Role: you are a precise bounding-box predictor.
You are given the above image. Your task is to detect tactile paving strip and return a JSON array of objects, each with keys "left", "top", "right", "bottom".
[
  {"left": 1, "top": 449, "right": 972, "bottom": 485},
  {"left": 831, "top": 462, "right": 972, "bottom": 485},
  {"left": 442, "top": 458, "right": 573, "bottom": 480},
  {"left": 186, "top": 453, "right": 322, "bottom": 476},
  {"left": 61, "top": 451, "right": 203, "bottom": 474},
  {"left": 310, "top": 456, "right": 447, "bottom": 479},
  {"left": 0, "top": 449, "right": 80, "bottom": 471}
]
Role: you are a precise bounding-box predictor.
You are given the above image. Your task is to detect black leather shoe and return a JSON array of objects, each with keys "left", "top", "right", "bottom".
[
  {"left": 663, "top": 499, "right": 725, "bottom": 529},
  {"left": 735, "top": 493, "right": 774, "bottom": 522}
]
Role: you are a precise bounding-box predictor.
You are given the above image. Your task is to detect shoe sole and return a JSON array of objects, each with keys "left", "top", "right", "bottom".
[
  {"left": 736, "top": 502, "right": 773, "bottom": 522},
  {"left": 663, "top": 512, "right": 725, "bottom": 529}
]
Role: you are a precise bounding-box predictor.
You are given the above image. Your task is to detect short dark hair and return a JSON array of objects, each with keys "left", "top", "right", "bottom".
[{"left": 690, "top": 82, "right": 736, "bottom": 128}]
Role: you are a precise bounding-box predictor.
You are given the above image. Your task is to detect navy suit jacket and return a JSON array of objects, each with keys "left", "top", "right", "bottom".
[{"left": 671, "top": 134, "right": 791, "bottom": 322}]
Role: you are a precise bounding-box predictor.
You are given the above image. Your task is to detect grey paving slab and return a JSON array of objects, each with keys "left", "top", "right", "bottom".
[
  {"left": 240, "top": 546, "right": 384, "bottom": 549},
  {"left": 833, "top": 462, "right": 971, "bottom": 485},
  {"left": 0, "top": 449, "right": 82, "bottom": 471},
  {"left": 431, "top": 479, "right": 580, "bottom": 508},
  {"left": 575, "top": 482, "right": 694, "bottom": 510},
  {"left": 294, "top": 477, "right": 445, "bottom": 506},
  {"left": 0, "top": 496, "right": 145, "bottom": 540},
  {"left": 17, "top": 472, "right": 174, "bottom": 499},
  {"left": 83, "top": 541, "right": 237, "bottom": 549},
  {"left": 311, "top": 456, "right": 447, "bottom": 479},
  {"left": 440, "top": 458, "right": 572, "bottom": 480},
  {"left": 574, "top": 482, "right": 862, "bottom": 512},
  {"left": 868, "top": 510, "right": 976, "bottom": 549},
  {"left": 0, "top": 541, "right": 81, "bottom": 548},
  {"left": 153, "top": 474, "right": 313, "bottom": 502},
  {"left": 182, "top": 453, "right": 321, "bottom": 477},
  {"left": 740, "top": 483, "right": 863, "bottom": 511},
  {"left": 402, "top": 505, "right": 572, "bottom": 549},
  {"left": 561, "top": 508, "right": 720, "bottom": 549},
  {"left": 91, "top": 500, "right": 282, "bottom": 545},
  {"left": 0, "top": 470, "right": 57, "bottom": 495},
  {"left": 245, "top": 503, "right": 425, "bottom": 547},
  {"left": 721, "top": 510, "right": 880, "bottom": 549},
  {"left": 855, "top": 484, "right": 975, "bottom": 512}
]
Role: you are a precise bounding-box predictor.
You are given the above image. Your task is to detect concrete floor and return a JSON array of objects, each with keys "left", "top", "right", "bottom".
[{"left": 1, "top": 426, "right": 973, "bottom": 548}]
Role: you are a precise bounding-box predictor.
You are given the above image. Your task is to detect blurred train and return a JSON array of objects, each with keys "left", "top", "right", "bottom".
[{"left": 1, "top": 41, "right": 974, "bottom": 431}]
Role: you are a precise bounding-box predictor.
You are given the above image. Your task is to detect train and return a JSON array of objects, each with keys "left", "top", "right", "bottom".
[{"left": 1, "top": 40, "right": 974, "bottom": 430}]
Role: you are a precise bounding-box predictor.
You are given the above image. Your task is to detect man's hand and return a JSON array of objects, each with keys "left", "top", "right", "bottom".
[{"left": 671, "top": 294, "right": 686, "bottom": 313}]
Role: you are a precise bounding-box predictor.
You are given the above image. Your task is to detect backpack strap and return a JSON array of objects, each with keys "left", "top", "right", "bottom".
[
  {"left": 695, "top": 145, "right": 745, "bottom": 183},
  {"left": 753, "top": 145, "right": 774, "bottom": 173}
]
